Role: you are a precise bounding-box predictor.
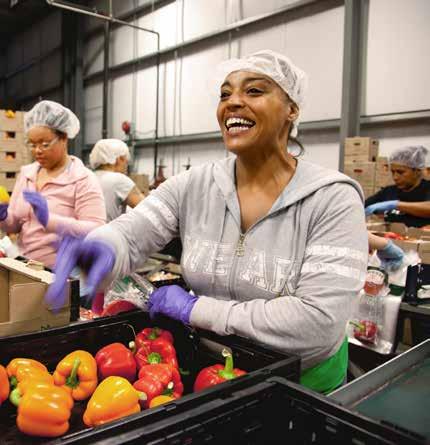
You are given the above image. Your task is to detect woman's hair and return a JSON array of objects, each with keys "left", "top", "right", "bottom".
[
  {"left": 288, "top": 135, "right": 305, "bottom": 157},
  {"left": 54, "top": 129, "right": 68, "bottom": 141}
]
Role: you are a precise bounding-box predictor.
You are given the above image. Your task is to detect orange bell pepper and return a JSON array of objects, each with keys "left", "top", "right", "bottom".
[
  {"left": 6, "top": 358, "right": 47, "bottom": 387},
  {"left": 83, "top": 376, "right": 141, "bottom": 427},
  {"left": 16, "top": 381, "right": 74, "bottom": 438},
  {"left": 9, "top": 367, "right": 54, "bottom": 407},
  {"left": 54, "top": 350, "right": 97, "bottom": 401},
  {"left": 0, "top": 365, "right": 9, "bottom": 406}
]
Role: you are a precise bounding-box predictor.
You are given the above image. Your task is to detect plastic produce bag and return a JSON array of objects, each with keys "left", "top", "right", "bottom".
[{"left": 103, "top": 273, "right": 155, "bottom": 312}]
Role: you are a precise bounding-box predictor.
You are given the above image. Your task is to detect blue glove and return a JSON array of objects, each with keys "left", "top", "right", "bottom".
[
  {"left": 148, "top": 285, "right": 198, "bottom": 324},
  {"left": 365, "top": 200, "right": 398, "bottom": 217},
  {"left": 0, "top": 204, "right": 8, "bottom": 221},
  {"left": 45, "top": 236, "right": 116, "bottom": 310},
  {"left": 377, "top": 239, "right": 404, "bottom": 272},
  {"left": 23, "top": 190, "right": 49, "bottom": 227}
]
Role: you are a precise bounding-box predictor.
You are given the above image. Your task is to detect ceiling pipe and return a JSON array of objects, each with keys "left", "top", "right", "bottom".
[{"left": 45, "top": 0, "right": 161, "bottom": 179}]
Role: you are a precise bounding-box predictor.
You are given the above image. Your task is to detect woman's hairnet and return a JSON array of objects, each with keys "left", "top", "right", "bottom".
[
  {"left": 24, "top": 100, "right": 80, "bottom": 139},
  {"left": 89, "top": 139, "right": 130, "bottom": 169},
  {"left": 215, "top": 49, "right": 308, "bottom": 137},
  {"left": 389, "top": 145, "right": 428, "bottom": 169}
]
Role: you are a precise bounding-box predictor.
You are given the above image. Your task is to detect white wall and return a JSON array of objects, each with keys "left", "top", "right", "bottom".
[
  {"left": 365, "top": 0, "right": 430, "bottom": 115},
  {"left": 83, "top": 0, "right": 430, "bottom": 179}
]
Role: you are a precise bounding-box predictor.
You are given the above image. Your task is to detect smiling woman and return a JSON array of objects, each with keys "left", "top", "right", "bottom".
[
  {"left": 0, "top": 100, "right": 106, "bottom": 269},
  {"left": 46, "top": 51, "right": 368, "bottom": 394}
]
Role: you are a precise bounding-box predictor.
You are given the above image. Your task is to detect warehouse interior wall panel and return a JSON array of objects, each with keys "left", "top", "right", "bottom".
[
  {"left": 183, "top": 0, "right": 229, "bottom": 41},
  {"left": 284, "top": 5, "right": 344, "bottom": 123},
  {"left": 83, "top": 34, "right": 104, "bottom": 76},
  {"left": 22, "top": 64, "right": 42, "bottom": 99},
  {"left": 6, "top": 38, "right": 23, "bottom": 74},
  {"left": 110, "top": 73, "right": 135, "bottom": 139},
  {"left": 22, "top": 25, "right": 41, "bottom": 62},
  {"left": 298, "top": 129, "right": 341, "bottom": 170},
  {"left": 84, "top": 82, "right": 103, "bottom": 144},
  {"left": 365, "top": 0, "right": 430, "bottom": 115},
  {"left": 83, "top": 0, "right": 108, "bottom": 33},
  {"left": 41, "top": 51, "right": 62, "bottom": 92},
  {"left": 241, "top": 0, "right": 303, "bottom": 19},
  {"left": 40, "top": 11, "right": 62, "bottom": 55}
]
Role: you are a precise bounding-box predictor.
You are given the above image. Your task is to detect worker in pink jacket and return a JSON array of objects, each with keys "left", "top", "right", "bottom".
[{"left": 0, "top": 100, "right": 106, "bottom": 269}]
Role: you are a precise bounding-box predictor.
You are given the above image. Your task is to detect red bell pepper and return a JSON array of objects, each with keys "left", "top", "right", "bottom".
[
  {"left": 351, "top": 320, "right": 378, "bottom": 343},
  {"left": 194, "top": 349, "right": 246, "bottom": 392},
  {"left": 95, "top": 343, "right": 137, "bottom": 383},
  {"left": 135, "top": 327, "right": 174, "bottom": 349},
  {"left": 135, "top": 337, "right": 178, "bottom": 370},
  {"left": 133, "top": 363, "right": 183, "bottom": 409}
]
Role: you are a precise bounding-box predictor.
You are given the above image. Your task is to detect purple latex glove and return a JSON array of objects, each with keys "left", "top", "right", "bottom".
[
  {"left": 0, "top": 204, "right": 7, "bottom": 221},
  {"left": 365, "top": 200, "right": 398, "bottom": 217},
  {"left": 45, "top": 235, "right": 82, "bottom": 311},
  {"left": 23, "top": 190, "right": 49, "bottom": 227},
  {"left": 148, "top": 285, "right": 198, "bottom": 324},
  {"left": 45, "top": 236, "right": 116, "bottom": 310}
]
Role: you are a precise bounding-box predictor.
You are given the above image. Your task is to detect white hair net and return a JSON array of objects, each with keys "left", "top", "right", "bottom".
[
  {"left": 24, "top": 100, "right": 80, "bottom": 139},
  {"left": 89, "top": 139, "right": 130, "bottom": 169},
  {"left": 215, "top": 50, "right": 308, "bottom": 138},
  {"left": 389, "top": 145, "right": 428, "bottom": 169}
]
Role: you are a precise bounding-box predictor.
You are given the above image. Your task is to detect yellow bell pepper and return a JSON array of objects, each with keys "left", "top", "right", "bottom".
[
  {"left": 9, "top": 367, "right": 54, "bottom": 407},
  {"left": 5, "top": 110, "right": 15, "bottom": 119},
  {"left": 0, "top": 186, "right": 9, "bottom": 204},
  {"left": 16, "top": 381, "right": 74, "bottom": 438},
  {"left": 149, "top": 394, "right": 175, "bottom": 408},
  {"left": 0, "top": 365, "right": 9, "bottom": 406},
  {"left": 54, "top": 350, "right": 98, "bottom": 401},
  {"left": 83, "top": 376, "right": 141, "bottom": 427},
  {"left": 6, "top": 358, "right": 48, "bottom": 387}
]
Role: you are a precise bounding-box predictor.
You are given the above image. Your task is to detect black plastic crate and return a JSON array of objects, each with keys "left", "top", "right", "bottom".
[
  {"left": 0, "top": 310, "right": 300, "bottom": 445},
  {"left": 32, "top": 377, "right": 426, "bottom": 445}
]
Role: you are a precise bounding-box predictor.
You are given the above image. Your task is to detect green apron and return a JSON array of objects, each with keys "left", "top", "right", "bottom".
[{"left": 300, "top": 337, "right": 348, "bottom": 394}]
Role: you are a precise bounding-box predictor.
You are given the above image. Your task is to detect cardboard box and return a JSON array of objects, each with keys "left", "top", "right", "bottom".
[
  {"left": 367, "top": 222, "right": 388, "bottom": 232},
  {"left": 129, "top": 173, "right": 150, "bottom": 195},
  {"left": 0, "top": 150, "right": 25, "bottom": 171},
  {"left": 344, "top": 162, "right": 376, "bottom": 187},
  {"left": 0, "top": 257, "right": 71, "bottom": 337},
  {"left": 0, "top": 171, "right": 18, "bottom": 192},
  {"left": 361, "top": 186, "right": 375, "bottom": 199},
  {"left": 344, "top": 137, "right": 379, "bottom": 162},
  {"left": 0, "top": 110, "right": 24, "bottom": 133},
  {"left": 0, "top": 130, "right": 25, "bottom": 150},
  {"left": 375, "top": 157, "right": 394, "bottom": 188}
]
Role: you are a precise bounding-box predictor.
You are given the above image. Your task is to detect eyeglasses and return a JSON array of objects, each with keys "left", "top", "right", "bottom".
[{"left": 26, "top": 137, "right": 59, "bottom": 151}]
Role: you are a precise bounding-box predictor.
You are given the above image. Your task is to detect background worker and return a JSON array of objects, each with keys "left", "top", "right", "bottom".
[
  {"left": 365, "top": 145, "right": 430, "bottom": 227},
  {"left": 0, "top": 100, "right": 106, "bottom": 269},
  {"left": 89, "top": 139, "right": 145, "bottom": 222}
]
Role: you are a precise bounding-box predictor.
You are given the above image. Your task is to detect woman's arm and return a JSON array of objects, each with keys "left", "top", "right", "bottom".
[
  {"left": 397, "top": 201, "right": 430, "bottom": 218},
  {"left": 87, "top": 171, "right": 189, "bottom": 281},
  {"left": 45, "top": 173, "right": 106, "bottom": 236}
]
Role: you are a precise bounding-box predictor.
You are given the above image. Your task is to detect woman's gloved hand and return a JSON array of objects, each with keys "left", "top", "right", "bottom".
[
  {"left": 0, "top": 204, "right": 8, "bottom": 221},
  {"left": 365, "top": 200, "right": 398, "bottom": 217},
  {"left": 23, "top": 190, "right": 49, "bottom": 227},
  {"left": 45, "top": 236, "right": 116, "bottom": 310},
  {"left": 148, "top": 285, "right": 198, "bottom": 324},
  {"left": 377, "top": 239, "right": 404, "bottom": 272}
]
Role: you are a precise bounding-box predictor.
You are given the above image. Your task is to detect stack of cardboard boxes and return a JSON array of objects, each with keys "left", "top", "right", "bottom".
[
  {"left": 343, "top": 137, "right": 394, "bottom": 199},
  {"left": 0, "top": 110, "right": 30, "bottom": 193}
]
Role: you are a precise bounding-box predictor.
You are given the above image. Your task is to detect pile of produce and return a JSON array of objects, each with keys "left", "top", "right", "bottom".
[{"left": 0, "top": 327, "right": 246, "bottom": 438}]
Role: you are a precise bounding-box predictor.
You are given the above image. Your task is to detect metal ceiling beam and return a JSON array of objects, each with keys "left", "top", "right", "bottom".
[
  {"left": 339, "top": 0, "right": 369, "bottom": 171},
  {"left": 84, "top": 0, "right": 174, "bottom": 40},
  {"left": 84, "top": 0, "right": 343, "bottom": 85}
]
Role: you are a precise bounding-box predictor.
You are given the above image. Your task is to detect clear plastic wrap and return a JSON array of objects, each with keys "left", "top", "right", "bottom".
[{"left": 103, "top": 273, "right": 155, "bottom": 312}]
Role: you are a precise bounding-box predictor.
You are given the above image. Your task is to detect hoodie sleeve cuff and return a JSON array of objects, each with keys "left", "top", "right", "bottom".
[
  {"left": 189, "top": 296, "right": 236, "bottom": 335},
  {"left": 45, "top": 213, "right": 62, "bottom": 232}
]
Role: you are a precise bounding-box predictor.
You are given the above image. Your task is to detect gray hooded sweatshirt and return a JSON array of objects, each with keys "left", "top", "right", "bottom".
[{"left": 89, "top": 157, "right": 368, "bottom": 369}]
